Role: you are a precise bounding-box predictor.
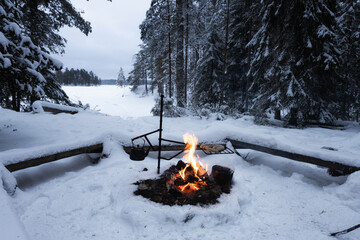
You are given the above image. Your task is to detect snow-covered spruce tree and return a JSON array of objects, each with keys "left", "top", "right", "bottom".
[
  {"left": 151, "top": 95, "right": 184, "bottom": 117},
  {"left": 182, "top": 0, "right": 210, "bottom": 106},
  {"left": 175, "top": 0, "right": 185, "bottom": 107},
  {"left": 117, "top": 67, "right": 126, "bottom": 87},
  {"left": 140, "top": 0, "right": 175, "bottom": 98},
  {"left": 337, "top": 0, "right": 360, "bottom": 120},
  {"left": 192, "top": 0, "right": 254, "bottom": 115},
  {"left": 128, "top": 49, "right": 147, "bottom": 93},
  {"left": 0, "top": 0, "right": 69, "bottom": 111},
  {"left": 248, "top": 0, "right": 342, "bottom": 124},
  {"left": 193, "top": 13, "right": 225, "bottom": 111},
  {"left": 225, "top": 0, "right": 260, "bottom": 112}
]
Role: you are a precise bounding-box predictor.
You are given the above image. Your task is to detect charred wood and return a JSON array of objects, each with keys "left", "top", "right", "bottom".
[{"left": 211, "top": 165, "right": 234, "bottom": 186}]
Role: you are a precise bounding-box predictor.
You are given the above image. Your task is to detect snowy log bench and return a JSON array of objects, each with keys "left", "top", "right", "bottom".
[
  {"left": 3, "top": 143, "right": 103, "bottom": 172},
  {"left": 0, "top": 139, "right": 105, "bottom": 195},
  {"left": 229, "top": 139, "right": 360, "bottom": 176},
  {"left": 32, "top": 100, "right": 79, "bottom": 114}
]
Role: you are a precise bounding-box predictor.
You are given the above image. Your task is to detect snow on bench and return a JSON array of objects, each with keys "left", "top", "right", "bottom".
[
  {"left": 0, "top": 138, "right": 106, "bottom": 194},
  {"left": 32, "top": 100, "right": 79, "bottom": 114},
  {"left": 202, "top": 126, "right": 360, "bottom": 169},
  {"left": 0, "top": 139, "right": 104, "bottom": 172},
  {"left": 228, "top": 139, "right": 360, "bottom": 176}
]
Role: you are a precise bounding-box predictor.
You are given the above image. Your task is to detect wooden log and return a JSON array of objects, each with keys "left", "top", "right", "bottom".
[
  {"left": 211, "top": 165, "right": 234, "bottom": 186},
  {"left": 42, "top": 106, "right": 78, "bottom": 115},
  {"left": 5, "top": 143, "right": 103, "bottom": 172},
  {"left": 229, "top": 139, "right": 360, "bottom": 175},
  {"left": 32, "top": 101, "right": 79, "bottom": 115}
]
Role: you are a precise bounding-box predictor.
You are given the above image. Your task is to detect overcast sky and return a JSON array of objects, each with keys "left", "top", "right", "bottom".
[{"left": 52, "top": 0, "right": 151, "bottom": 79}]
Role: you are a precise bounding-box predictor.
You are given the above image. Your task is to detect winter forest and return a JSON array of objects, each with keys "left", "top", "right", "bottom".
[
  {"left": 0, "top": 0, "right": 360, "bottom": 121},
  {"left": 129, "top": 0, "right": 360, "bottom": 124}
]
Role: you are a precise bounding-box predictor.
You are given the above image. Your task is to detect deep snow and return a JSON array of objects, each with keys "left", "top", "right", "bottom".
[{"left": 0, "top": 85, "right": 359, "bottom": 240}]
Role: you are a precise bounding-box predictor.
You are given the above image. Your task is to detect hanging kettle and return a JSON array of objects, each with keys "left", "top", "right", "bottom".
[{"left": 130, "top": 139, "right": 150, "bottom": 161}]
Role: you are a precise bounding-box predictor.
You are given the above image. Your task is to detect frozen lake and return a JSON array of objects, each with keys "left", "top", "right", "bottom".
[{"left": 62, "top": 85, "right": 155, "bottom": 119}]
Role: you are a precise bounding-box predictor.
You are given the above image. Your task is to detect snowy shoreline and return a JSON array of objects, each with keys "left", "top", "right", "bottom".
[{"left": 0, "top": 86, "right": 359, "bottom": 240}]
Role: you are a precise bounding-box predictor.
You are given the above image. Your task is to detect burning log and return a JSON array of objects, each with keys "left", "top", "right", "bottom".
[
  {"left": 211, "top": 165, "right": 234, "bottom": 193},
  {"left": 211, "top": 165, "right": 234, "bottom": 186},
  {"left": 176, "top": 160, "right": 186, "bottom": 170}
]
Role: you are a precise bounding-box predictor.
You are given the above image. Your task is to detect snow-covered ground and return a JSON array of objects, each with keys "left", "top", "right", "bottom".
[
  {"left": 0, "top": 86, "right": 359, "bottom": 240},
  {"left": 62, "top": 85, "right": 155, "bottom": 118}
]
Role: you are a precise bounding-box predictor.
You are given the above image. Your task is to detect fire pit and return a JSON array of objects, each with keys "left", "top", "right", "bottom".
[{"left": 134, "top": 134, "right": 234, "bottom": 206}]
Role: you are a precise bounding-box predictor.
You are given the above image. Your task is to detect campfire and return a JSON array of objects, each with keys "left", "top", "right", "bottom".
[
  {"left": 167, "top": 133, "right": 209, "bottom": 194},
  {"left": 134, "top": 134, "right": 234, "bottom": 206}
]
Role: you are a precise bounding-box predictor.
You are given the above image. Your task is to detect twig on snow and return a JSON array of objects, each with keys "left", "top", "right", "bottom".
[{"left": 330, "top": 224, "right": 360, "bottom": 237}]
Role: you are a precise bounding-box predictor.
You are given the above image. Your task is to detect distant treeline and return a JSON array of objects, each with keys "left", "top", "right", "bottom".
[{"left": 56, "top": 68, "right": 101, "bottom": 86}]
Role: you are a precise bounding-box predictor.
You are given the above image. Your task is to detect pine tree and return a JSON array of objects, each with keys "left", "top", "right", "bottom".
[
  {"left": 140, "top": 0, "right": 175, "bottom": 97},
  {"left": 192, "top": 1, "right": 225, "bottom": 111},
  {"left": 337, "top": 0, "right": 360, "bottom": 120},
  {"left": 175, "top": 0, "right": 185, "bottom": 107},
  {"left": 128, "top": 50, "right": 147, "bottom": 92},
  {"left": 0, "top": 0, "right": 69, "bottom": 111},
  {"left": 193, "top": 28, "right": 224, "bottom": 110},
  {"left": 117, "top": 67, "right": 126, "bottom": 87},
  {"left": 249, "top": 0, "right": 342, "bottom": 124},
  {"left": 225, "top": 0, "right": 260, "bottom": 112}
]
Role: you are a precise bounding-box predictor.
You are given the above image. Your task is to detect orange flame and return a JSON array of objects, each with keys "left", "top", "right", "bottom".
[
  {"left": 173, "top": 133, "right": 208, "bottom": 193},
  {"left": 182, "top": 133, "right": 208, "bottom": 174}
]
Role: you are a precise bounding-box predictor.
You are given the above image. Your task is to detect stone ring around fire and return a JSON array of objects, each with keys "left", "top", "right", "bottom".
[{"left": 200, "top": 144, "right": 225, "bottom": 153}]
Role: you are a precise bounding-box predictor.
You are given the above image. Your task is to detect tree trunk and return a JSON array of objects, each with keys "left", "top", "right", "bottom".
[
  {"left": 150, "top": 56, "right": 154, "bottom": 94},
  {"left": 145, "top": 68, "right": 148, "bottom": 95},
  {"left": 11, "top": 91, "right": 17, "bottom": 111},
  {"left": 157, "top": 57, "right": 164, "bottom": 95},
  {"left": 175, "top": 0, "right": 185, "bottom": 107},
  {"left": 289, "top": 108, "right": 298, "bottom": 126},
  {"left": 184, "top": 0, "right": 189, "bottom": 106},
  {"left": 5, "top": 94, "right": 10, "bottom": 109},
  {"left": 11, "top": 90, "right": 20, "bottom": 112},
  {"left": 245, "top": 7, "right": 252, "bottom": 112},
  {"left": 275, "top": 109, "right": 281, "bottom": 120},
  {"left": 167, "top": 0, "right": 172, "bottom": 98},
  {"left": 221, "top": 0, "right": 230, "bottom": 106}
]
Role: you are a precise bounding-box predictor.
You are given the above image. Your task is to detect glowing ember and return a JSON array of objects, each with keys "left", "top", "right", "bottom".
[{"left": 169, "top": 133, "right": 209, "bottom": 194}]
